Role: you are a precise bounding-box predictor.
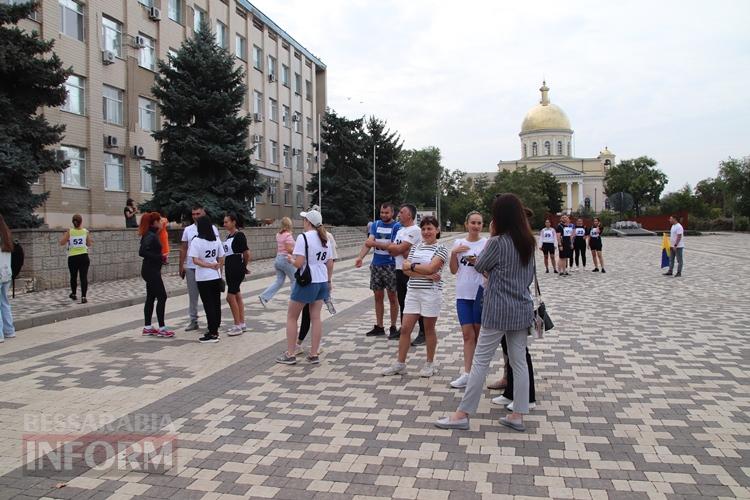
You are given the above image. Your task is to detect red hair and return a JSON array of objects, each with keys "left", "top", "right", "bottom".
[{"left": 138, "top": 212, "right": 162, "bottom": 236}]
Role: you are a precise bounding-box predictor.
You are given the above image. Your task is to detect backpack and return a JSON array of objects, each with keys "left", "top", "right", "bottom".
[{"left": 11, "top": 240, "right": 24, "bottom": 279}]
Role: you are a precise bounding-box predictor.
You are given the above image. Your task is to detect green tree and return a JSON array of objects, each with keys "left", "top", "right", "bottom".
[
  {"left": 659, "top": 184, "right": 708, "bottom": 217},
  {"left": 695, "top": 177, "right": 725, "bottom": 214},
  {"left": 403, "top": 147, "right": 442, "bottom": 208},
  {"left": 604, "top": 156, "right": 667, "bottom": 216},
  {"left": 441, "top": 171, "right": 488, "bottom": 228},
  {"left": 0, "top": 1, "right": 69, "bottom": 228},
  {"left": 718, "top": 157, "right": 750, "bottom": 217},
  {"left": 366, "top": 117, "right": 405, "bottom": 206},
  {"left": 142, "top": 24, "right": 261, "bottom": 223},
  {"left": 488, "top": 168, "right": 547, "bottom": 227},
  {"left": 529, "top": 169, "right": 564, "bottom": 214}
]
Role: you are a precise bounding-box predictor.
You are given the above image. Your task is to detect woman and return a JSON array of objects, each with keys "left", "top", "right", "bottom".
[
  {"left": 448, "top": 211, "right": 487, "bottom": 388},
  {"left": 435, "top": 193, "right": 535, "bottom": 432},
  {"left": 138, "top": 212, "right": 174, "bottom": 338},
  {"left": 0, "top": 215, "right": 16, "bottom": 342},
  {"left": 124, "top": 198, "right": 138, "bottom": 228},
  {"left": 188, "top": 216, "right": 225, "bottom": 343},
  {"left": 276, "top": 209, "right": 332, "bottom": 365},
  {"left": 59, "top": 214, "right": 92, "bottom": 303},
  {"left": 539, "top": 219, "right": 557, "bottom": 273},
  {"left": 573, "top": 218, "right": 589, "bottom": 268},
  {"left": 223, "top": 213, "right": 251, "bottom": 336},
  {"left": 589, "top": 217, "right": 606, "bottom": 273},
  {"left": 259, "top": 217, "right": 296, "bottom": 307},
  {"left": 382, "top": 216, "right": 448, "bottom": 378}
]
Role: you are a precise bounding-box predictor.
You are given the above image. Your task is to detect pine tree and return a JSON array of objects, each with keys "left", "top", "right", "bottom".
[
  {"left": 143, "top": 24, "right": 262, "bottom": 223},
  {"left": 366, "top": 117, "right": 405, "bottom": 207},
  {"left": 0, "top": 1, "right": 70, "bottom": 228}
]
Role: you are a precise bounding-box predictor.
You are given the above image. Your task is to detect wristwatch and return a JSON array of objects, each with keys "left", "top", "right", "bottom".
[{"left": 410, "top": 263, "right": 417, "bottom": 272}]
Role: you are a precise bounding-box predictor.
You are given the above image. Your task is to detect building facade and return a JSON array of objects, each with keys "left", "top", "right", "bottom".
[
  {"left": 17, "top": 0, "right": 326, "bottom": 228},
  {"left": 473, "top": 82, "right": 613, "bottom": 213}
]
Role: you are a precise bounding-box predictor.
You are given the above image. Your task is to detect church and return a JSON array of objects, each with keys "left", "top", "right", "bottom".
[{"left": 478, "top": 81, "right": 614, "bottom": 213}]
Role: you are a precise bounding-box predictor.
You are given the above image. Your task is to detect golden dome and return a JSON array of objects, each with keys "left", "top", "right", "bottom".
[{"left": 520, "top": 82, "right": 572, "bottom": 134}]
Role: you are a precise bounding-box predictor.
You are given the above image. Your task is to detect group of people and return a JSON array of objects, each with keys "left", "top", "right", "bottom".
[{"left": 539, "top": 215, "right": 606, "bottom": 275}]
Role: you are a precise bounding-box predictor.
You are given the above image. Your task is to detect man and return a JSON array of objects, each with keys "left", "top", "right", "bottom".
[
  {"left": 355, "top": 203, "right": 399, "bottom": 337},
  {"left": 664, "top": 215, "right": 684, "bottom": 277},
  {"left": 179, "top": 204, "right": 220, "bottom": 331},
  {"left": 387, "top": 204, "right": 426, "bottom": 345},
  {"left": 556, "top": 214, "right": 574, "bottom": 276}
]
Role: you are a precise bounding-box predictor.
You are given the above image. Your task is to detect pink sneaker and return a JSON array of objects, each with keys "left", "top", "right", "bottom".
[
  {"left": 157, "top": 328, "right": 175, "bottom": 338},
  {"left": 142, "top": 326, "right": 159, "bottom": 336}
]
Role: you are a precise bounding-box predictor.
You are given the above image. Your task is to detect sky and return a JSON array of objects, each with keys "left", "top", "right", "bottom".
[{"left": 256, "top": 0, "right": 749, "bottom": 192}]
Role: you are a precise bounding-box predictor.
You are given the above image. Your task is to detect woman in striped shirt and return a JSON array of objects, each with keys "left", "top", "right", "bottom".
[
  {"left": 382, "top": 216, "right": 448, "bottom": 378},
  {"left": 435, "top": 193, "right": 536, "bottom": 432}
]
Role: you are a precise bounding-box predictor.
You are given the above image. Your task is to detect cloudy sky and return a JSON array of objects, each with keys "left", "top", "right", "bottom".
[{"left": 257, "top": 0, "right": 749, "bottom": 192}]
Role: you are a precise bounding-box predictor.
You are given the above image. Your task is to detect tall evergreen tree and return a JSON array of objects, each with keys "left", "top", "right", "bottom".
[
  {"left": 366, "top": 117, "right": 405, "bottom": 207},
  {"left": 143, "top": 24, "right": 261, "bottom": 223},
  {"left": 0, "top": 1, "right": 70, "bottom": 228}
]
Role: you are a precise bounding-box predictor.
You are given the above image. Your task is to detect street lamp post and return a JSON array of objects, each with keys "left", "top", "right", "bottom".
[{"left": 372, "top": 143, "right": 377, "bottom": 222}]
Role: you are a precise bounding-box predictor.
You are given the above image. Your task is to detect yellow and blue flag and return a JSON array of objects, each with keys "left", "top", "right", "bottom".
[{"left": 661, "top": 233, "right": 671, "bottom": 268}]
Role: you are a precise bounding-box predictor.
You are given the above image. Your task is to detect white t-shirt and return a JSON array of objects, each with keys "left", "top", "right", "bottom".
[
  {"left": 670, "top": 223, "right": 685, "bottom": 248},
  {"left": 453, "top": 237, "right": 488, "bottom": 300},
  {"left": 393, "top": 224, "right": 421, "bottom": 269},
  {"left": 181, "top": 223, "right": 220, "bottom": 269},
  {"left": 188, "top": 237, "right": 225, "bottom": 281},
  {"left": 293, "top": 230, "right": 331, "bottom": 283},
  {"left": 327, "top": 232, "right": 338, "bottom": 260},
  {"left": 539, "top": 228, "right": 556, "bottom": 244}
]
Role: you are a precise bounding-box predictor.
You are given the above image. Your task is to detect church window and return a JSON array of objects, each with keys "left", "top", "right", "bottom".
[
  {"left": 532, "top": 142, "right": 538, "bottom": 156},
  {"left": 544, "top": 141, "right": 550, "bottom": 155},
  {"left": 604, "top": 197, "right": 611, "bottom": 210},
  {"left": 604, "top": 159, "right": 611, "bottom": 167},
  {"left": 557, "top": 141, "right": 563, "bottom": 155},
  {"left": 584, "top": 197, "right": 591, "bottom": 210},
  {"left": 567, "top": 142, "right": 571, "bottom": 156},
  {"left": 523, "top": 144, "right": 527, "bottom": 158}
]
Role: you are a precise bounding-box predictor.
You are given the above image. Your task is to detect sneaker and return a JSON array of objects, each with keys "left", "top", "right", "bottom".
[
  {"left": 545, "top": 269, "right": 549, "bottom": 273},
  {"left": 492, "top": 395, "right": 513, "bottom": 406},
  {"left": 69, "top": 293, "right": 77, "bottom": 300},
  {"left": 366, "top": 325, "right": 385, "bottom": 337},
  {"left": 157, "top": 328, "right": 175, "bottom": 338},
  {"left": 3, "top": 333, "right": 15, "bottom": 339},
  {"left": 674, "top": 272, "right": 681, "bottom": 277},
  {"left": 663, "top": 271, "right": 673, "bottom": 276},
  {"left": 240, "top": 323, "right": 247, "bottom": 332},
  {"left": 81, "top": 297, "right": 88, "bottom": 304},
  {"left": 227, "top": 325, "right": 244, "bottom": 337},
  {"left": 142, "top": 326, "right": 159, "bottom": 336},
  {"left": 185, "top": 321, "right": 200, "bottom": 332},
  {"left": 388, "top": 327, "right": 401, "bottom": 340},
  {"left": 258, "top": 295, "right": 268, "bottom": 308},
  {"left": 499, "top": 416, "right": 526, "bottom": 432},
  {"left": 198, "top": 334, "right": 219, "bottom": 343},
  {"left": 276, "top": 352, "right": 297, "bottom": 365},
  {"left": 601, "top": 269, "right": 606, "bottom": 273},
  {"left": 434, "top": 416, "right": 470, "bottom": 430},
  {"left": 0, "top": 337, "right": 4, "bottom": 343},
  {"left": 450, "top": 372, "right": 470, "bottom": 388},
  {"left": 382, "top": 362, "right": 407, "bottom": 376},
  {"left": 553, "top": 269, "right": 558, "bottom": 274},
  {"left": 306, "top": 355, "right": 320, "bottom": 364},
  {"left": 411, "top": 332, "right": 426, "bottom": 346},
  {"left": 419, "top": 363, "right": 438, "bottom": 378},
  {"left": 593, "top": 268, "right": 600, "bottom": 272},
  {"left": 506, "top": 401, "right": 536, "bottom": 412}
]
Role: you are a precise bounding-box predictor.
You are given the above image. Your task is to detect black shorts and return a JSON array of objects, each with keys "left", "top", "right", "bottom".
[
  {"left": 541, "top": 243, "right": 555, "bottom": 255},
  {"left": 559, "top": 246, "right": 572, "bottom": 259},
  {"left": 589, "top": 239, "right": 602, "bottom": 251},
  {"left": 225, "top": 258, "right": 246, "bottom": 294}
]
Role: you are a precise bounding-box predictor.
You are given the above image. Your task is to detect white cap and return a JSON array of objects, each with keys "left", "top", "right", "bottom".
[{"left": 300, "top": 210, "right": 322, "bottom": 227}]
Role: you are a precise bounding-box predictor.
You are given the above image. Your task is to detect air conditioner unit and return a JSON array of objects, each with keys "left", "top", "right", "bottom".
[
  {"left": 148, "top": 7, "right": 161, "bottom": 21},
  {"left": 251, "top": 134, "right": 261, "bottom": 143},
  {"left": 132, "top": 35, "right": 146, "bottom": 48},
  {"left": 104, "top": 135, "right": 119, "bottom": 148},
  {"left": 253, "top": 113, "right": 263, "bottom": 123},
  {"left": 292, "top": 148, "right": 300, "bottom": 156},
  {"left": 268, "top": 73, "right": 276, "bottom": 83},
  {"left": 132, "top": 145, "right": 145, "bottom": 158},
  {"left": 102, "top": 50, "right": 116, "bottom": 65},
  {"left": 292, "top": 114, "right": 300, "bottom": 122}
]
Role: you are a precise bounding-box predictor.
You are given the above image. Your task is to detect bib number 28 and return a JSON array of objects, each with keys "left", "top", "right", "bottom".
[{"left": 204, "top": 249, "right": 217, "bottom": 258}]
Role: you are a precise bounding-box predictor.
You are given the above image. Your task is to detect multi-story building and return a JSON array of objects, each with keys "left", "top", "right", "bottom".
[{"left": 15, "top": 0, "right": 326, "bottom": 228}]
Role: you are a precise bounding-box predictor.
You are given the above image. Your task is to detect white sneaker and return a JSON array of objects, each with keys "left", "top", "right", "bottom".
[
  {"left": 382, "top": 363, "right": 407, "bottom": 376},
  {"left": 227, "top": 325, "right": 244, "bottom": 337},
  {"left": 507, "top": 401, "right": 536, "bottom": 412},
  {"left": 492, "top": 395, "right": 513, "bottom": 406},
  {"left": 240, "top": 323, "right": 247, "bottom": 332},
  {"left": 419, "top": 363, "right": 438, "bottom": 378},
  {"left": 450, "top": 372, "right": 469, "bottom": 388}
]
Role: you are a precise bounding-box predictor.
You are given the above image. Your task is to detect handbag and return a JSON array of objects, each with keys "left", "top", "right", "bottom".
[
  {"left": 532, "top": 263, "right": 554, "bottom": 338},
  {"left": 294, "top": 234, "right": 312, "bottom": 287}
]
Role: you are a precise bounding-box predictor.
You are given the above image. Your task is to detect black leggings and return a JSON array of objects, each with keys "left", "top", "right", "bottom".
[
  {"left": 142, "top": 265, "right": 167, "bottom": 327},
  {"left": 574, "top": 240, "right": 587, "bottom": 267},
  {"left": 68, "top": 254, "right": 90, "bottom": 297},
  {"left": 501, "top": 335, "right": 536, "bottom": 403},
  {"left": 197, "top": 279, "right": 222, "bottom": 335},
  {"left": 396, "top": 270, "right": 424, "bottom": 333}
]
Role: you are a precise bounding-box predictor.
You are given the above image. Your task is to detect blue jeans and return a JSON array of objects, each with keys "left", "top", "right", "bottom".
[
  {"left": 0, "top": 281, "right": 15, "bottom": 338},
  {"left": 260, "top": 255, "right": 297, "bottom": 302}
]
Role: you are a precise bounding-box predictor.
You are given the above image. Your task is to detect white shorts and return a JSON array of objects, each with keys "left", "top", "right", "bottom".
[{"left": 403, "top": 287, "right": 442, "bottom": 318}]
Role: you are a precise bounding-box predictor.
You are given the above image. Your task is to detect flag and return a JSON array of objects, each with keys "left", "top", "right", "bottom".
[{"left": 661, "top": 233, "right": 671, "bottom": 268}]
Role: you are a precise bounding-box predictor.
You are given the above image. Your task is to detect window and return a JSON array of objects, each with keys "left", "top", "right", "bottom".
[
  {"left": 557, "top": 141, "right": 563, "bottom": 155},
  {"left": 270, "top": 140, "right": 279, "bottom": 164},
  {"left": 523, "top": 144, "right": 527, "bottom": 158},
  {"left": 306, "top": 153, "right": 313, "bottom": 170},
  {"left": 235, "top": 34, "right": 246, "bottom": 60},
  {"left": 59, "top": 0, "right": 84, "bottom": 41},
  {"left": 282, "top": 105, "right": 290, "bottom": 127},
  {"left": 544, "top": 141, "right": 550, "bottom": 155},
  {"left": 584, "top": 197, "right": 591, "bottom": 210},
  {"left": 60, "top": 146, "right": 86, "bottom": 187},
  {"left": 62, "top": 75, "right": 85, "bottom": 115},
  {"left": 294, "top": 73, "right": 301, "bottom": 94},
  {"left": 567, "top": 142, "right": 571, "bottom": 156},
  {"left": 604, "top": 197, "right": 611, "bottom": 210},
  {"left": 138, "top": 97, "right": 157, "bottom": 131},
  {"left": 306, "top": 117, "right": 313, "bottom": 137},
  {"left": 141, "top": 160, "right": 153, "bottom": 193},
  {"left": 532, "top": 142, "right": 538, "bottom": 156},
  {"left": 4, "top": 0, "right": 39, "bottom": 20},
  {"left": 269, "top": 98, "right": 278, "bottom": 122},
  {"left": 283, "top": 145, "right": 290, "bottom": 168},
  {"left": 102, "top": 16, "right": 122, "bottom": 57},
  {"left": 215, "top": 21, "right": 227, "bottom": 48},
  {"left": 269, "top": 179, "right": 278, "bottom": 204},
  {"left": 252, "top": 135, "right": 263, "bottom": 161},
  {"left": 104, "top": 153, "right": 125, "bottom": 191},
  {"left": 281, "top": 64, "right": 290, "bottom": 86},
  {"left": 293, "top": 113, "right": 301, "bottom": 133},
  {"left": 252, "top": 45, "right": 262, "bottom": 71},
  {"left": 167, "top": 48, "right": 178, "bottom": 68},
  {"left": 295, "top": 150, "right": 303, "bottom": 171},
  {"left": 283, "top": 183, "right": 291, "bottom": 205},
  {"left": 193, "top": 6, "right": 205, "bottom": 32},
  {"left": 102, "top": 85, "right": 123, "bottom": 125},
  {"left": 167, "top": 0, "right": 182, "bottom": 23},
  {"left": 252, "top": 90, "right": 263, "bottom": 115},
  {"left": 138, "top": 0, "right": 153, "bottom": 7},
  {"left": 305, "top": 79, "right": 312, "bottom": 101},
  {"left": 267, "top": 55, "right": 277, "bottom": 79},
  {"left": 255, "top": 176, "right": 266, "bottom": 204},
  {"left": 296, "top": 186, "right": 303, "bottom": 208},
  {"left": 138, "top": 33, "right": 155, "bottom": 70}
]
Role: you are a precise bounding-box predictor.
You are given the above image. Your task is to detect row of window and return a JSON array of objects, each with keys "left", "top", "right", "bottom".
[
  {"left": 58, "top": 146, "right": 154, "bottom": 193},
  {"left": 252, "top": 93, "right": 313, "bottom": 135},
  {"left": 251, "top": 138, "right": 314, "bottom": 170},
  {"left": 257, "top": 177, "right": 304, "bottom": 207},
  {"left": 524, "top": 140, "right": 571, "bottom": 158}
]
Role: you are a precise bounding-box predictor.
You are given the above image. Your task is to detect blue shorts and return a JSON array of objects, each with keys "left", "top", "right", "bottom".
[
  {"left": 456, "top": 287, "right": 484, "bottom": 325},
  {"left": 290, "top": 281, "right": 330, "bottom": 304}
]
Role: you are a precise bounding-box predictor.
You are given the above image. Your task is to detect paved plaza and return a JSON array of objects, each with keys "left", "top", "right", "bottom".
[{"left": 0, "top": 234, "right": 748, "bottom": 499}]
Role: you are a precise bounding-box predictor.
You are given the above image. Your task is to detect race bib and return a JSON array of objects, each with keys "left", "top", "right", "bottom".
[
  {"left": 575, "top": 228, "right": 586, "bottom": 237},
  {"left": 563, "top": 227, "right": 573, "bottom": 237}
]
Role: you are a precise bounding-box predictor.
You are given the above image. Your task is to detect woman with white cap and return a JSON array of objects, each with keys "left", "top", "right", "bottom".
[{"left": 276, "top": 209, "right": 333, "bottom": 365}]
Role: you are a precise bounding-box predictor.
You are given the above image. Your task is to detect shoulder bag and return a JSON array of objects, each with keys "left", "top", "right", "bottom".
[
  {"left": 532, "top": 263, "right": 554, "bottom": 338},
  {"left": 294, "top": 234, "right": 312, "bottom": 287}
]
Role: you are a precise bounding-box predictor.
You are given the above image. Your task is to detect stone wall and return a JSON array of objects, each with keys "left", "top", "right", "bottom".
[{"left": 12, "top": 225, "right": 367, "bottom": 291}]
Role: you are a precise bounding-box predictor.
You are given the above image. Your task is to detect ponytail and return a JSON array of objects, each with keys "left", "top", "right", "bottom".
[{"left": 315, "top": 225, "right": 328, "bottom": 246}]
